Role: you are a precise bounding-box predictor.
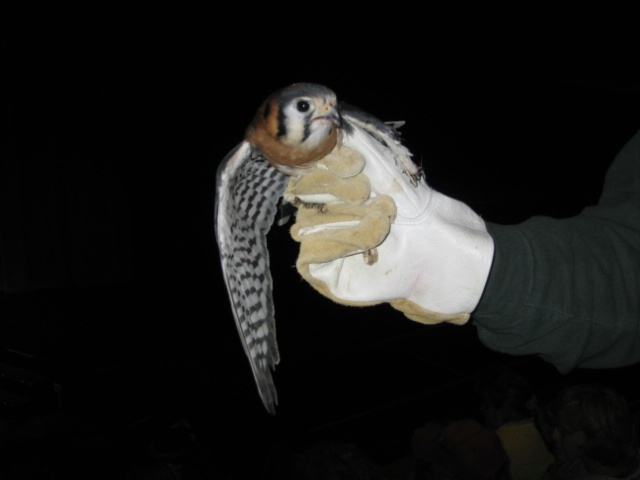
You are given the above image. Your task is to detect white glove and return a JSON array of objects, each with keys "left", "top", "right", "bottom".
[{"left": 287, "top": 130, "right": 495, "bottom": 325}]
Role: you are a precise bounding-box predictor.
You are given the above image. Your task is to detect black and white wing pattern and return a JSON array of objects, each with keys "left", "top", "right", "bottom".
[{"left": 215, "top": 141, "right": 288, "bottom": 415}]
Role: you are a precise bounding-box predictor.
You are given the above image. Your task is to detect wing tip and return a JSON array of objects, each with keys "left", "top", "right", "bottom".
[{"left": 260, "top": 386, "right": 279, "bottom": 415}]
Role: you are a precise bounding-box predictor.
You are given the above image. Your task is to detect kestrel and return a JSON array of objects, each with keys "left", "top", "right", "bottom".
[{"left": 215, "top": 83, "right": 422, "bottom": 413}]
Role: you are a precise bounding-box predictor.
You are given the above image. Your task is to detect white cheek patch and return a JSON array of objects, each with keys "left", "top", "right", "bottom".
[{"left": 305, "top": 122, "right": 335, "bottom": 149}]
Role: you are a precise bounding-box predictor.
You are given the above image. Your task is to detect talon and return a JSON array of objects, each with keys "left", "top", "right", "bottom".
[
  {"left": 363, "top": 248, "right": 378, "bottom": 265},
  {"left": 405, "top": 170, "right": 418, "bottom": 187},
  {"left": 293, "top": 197, "right": 327, "bottom": 212},
  {"left": 307, "top": 203, "right": 327, "bottom": 213}
]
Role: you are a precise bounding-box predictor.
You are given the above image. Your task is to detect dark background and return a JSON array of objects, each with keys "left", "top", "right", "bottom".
[{"left": 1, "top": 2, "right": 640, "bottom": 478}]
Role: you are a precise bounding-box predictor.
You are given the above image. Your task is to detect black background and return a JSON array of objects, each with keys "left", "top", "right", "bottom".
[{"left": 2, "top": 2, "right": 640, "bottom": 477}]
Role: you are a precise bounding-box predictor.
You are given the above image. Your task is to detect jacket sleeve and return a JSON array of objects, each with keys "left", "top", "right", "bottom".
[{"left": 472, "top": 128, "right": 640, "bottom": 373}]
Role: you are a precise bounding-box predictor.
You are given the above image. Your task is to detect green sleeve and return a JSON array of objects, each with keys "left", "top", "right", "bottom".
[{"left": 472, "top": 129, "right": 640, "bottom": 373}]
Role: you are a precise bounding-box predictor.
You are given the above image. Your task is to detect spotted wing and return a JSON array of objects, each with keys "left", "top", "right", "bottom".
[{"left": 214, "top": 141, "right": 289, "bottom": 414}]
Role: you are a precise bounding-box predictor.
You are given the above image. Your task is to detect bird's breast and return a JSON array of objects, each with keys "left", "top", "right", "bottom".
[{"left": 249, "top": 126, "right": 340, "bottom": 174}]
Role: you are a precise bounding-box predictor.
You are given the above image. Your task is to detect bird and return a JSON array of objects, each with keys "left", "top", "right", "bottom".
[{"left": 215, "top": 82, "right": 423, "bottom": 414}]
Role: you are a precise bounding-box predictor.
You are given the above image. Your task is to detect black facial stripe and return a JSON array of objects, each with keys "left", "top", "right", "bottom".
[
  {"left": 302, "top": 114, "right": 311, "bottom": 142},
  {"left": 276, "top": 104, "right": 287, "bottom": 138}
]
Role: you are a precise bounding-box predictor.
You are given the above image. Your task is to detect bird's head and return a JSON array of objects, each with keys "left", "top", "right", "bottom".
[{"left": 246, "top": 83, "right": 342, "bottom": 175}]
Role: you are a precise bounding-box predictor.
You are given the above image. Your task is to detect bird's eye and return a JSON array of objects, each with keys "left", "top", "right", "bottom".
[{"left": 296, "top": 100, "right": 311, "bottom": 112}]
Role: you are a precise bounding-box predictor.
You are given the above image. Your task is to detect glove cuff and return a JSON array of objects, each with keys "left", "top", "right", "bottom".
[{"left": 390, "top": 299, "right": 470, "bottom": 325}]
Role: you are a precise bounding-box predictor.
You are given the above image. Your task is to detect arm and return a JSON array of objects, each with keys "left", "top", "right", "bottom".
[{"left": 474, "top": 129, "right": 640, "bottom": 372}]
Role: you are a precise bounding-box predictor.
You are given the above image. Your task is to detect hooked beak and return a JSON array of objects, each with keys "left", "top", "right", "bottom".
[{"left": 318, "top": 104, "right": 341, "bottom": 127}]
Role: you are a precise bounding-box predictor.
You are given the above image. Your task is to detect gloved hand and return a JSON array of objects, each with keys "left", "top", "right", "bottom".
[{"left": 285, "top": 138, "right": 494, "bottom": 326}]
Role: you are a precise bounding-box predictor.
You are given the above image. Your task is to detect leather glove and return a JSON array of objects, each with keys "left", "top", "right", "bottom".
[{"left": 286, "top": 134, "right": 494, "bottom": 325}]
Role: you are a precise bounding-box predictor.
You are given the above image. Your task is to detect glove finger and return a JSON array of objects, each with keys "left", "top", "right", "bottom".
[
  {"left": 284, "top": 170, "right": 371, "bottom": 205},
  {"left": 296, "top": 211, "right": 392, "bottom": 264},
  {"left": 315, "top": 146, "right": 365, "bottom": 178},
  {"left": 290, "top": 195, "right": 397, "bottom": 241}
]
